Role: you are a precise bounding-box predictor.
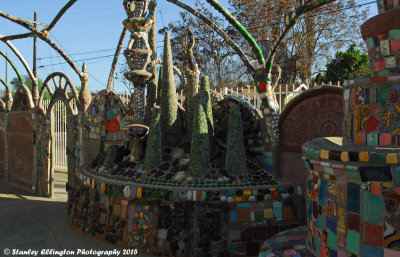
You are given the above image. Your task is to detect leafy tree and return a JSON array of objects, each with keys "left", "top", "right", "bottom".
[
  {"left": 229, "top": 0, "right": 369, "bottom": 84},
  {"left": 10, "top": 75, "right": 51, "bottom": 100},
  {"left": 316, "top": 43, "right": 370, "bottom": 85},
  {"left": 160, "top": 0, "right": 251, "bottom": 89}
]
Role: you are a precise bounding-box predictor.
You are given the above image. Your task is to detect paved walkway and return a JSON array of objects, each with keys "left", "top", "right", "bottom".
[{"left": 0, "top": 171, "right": 148, "bottom": 257}]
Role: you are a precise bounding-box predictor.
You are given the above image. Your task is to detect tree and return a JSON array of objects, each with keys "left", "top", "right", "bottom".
[
  {"left": 229, "top": 0, "right": 369, "bottom": 84},
  {"left": 10, "top": 75, "right": 51, "bottom": 100},
  {"left": 160, "top": 0, "right": 251, "bottom": 89},
  {"left": 316, "top": 43, "right": 370, "bottom": 85}
]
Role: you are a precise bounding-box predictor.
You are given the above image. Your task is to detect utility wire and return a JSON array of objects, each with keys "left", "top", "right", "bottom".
[
  {"left": 37, "top": 48, "right": 124, "bottom": 60},
  {"left": 38, "top": 55, "right": 114, "bottom": 68}
]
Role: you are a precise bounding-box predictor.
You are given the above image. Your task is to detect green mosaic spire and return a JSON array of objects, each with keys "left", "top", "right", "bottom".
[
  {"left": 144, "top": 106, "right": 162, "bottom": 170},
  {"left": 156, "top": 65, "right": 163, "bottom": 105},
  {"left": 160, "top": 32, "right": 180, "bottom": 146},
  {"left": 225, "top": 104, "right": 247, "bottom": 175},
  {"left": 199, "top": 76, "right": 214, "bottom": 154},
  {"left": 189, "top": 94, "right": 211, "bottom": 177},
  {"left": 186, "top": 72, "right": 199, "bottom": 136}
]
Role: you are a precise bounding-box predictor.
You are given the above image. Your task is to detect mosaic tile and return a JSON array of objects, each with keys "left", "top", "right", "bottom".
[
  {"left": 393, "top": 166, "right": 400, "bottom": 187},
  {"left": 359, "top": 152, "right": 370, "bottom": 162},
  {"left": 326, "top": 216, "right": 337, "bottom": 234},
  {"left": 328, "top": 230, "right": 337, "bottom": 250},
  {"left": 384, "top": 248, "right": 400, "bottom": 257},
  {"left": 346, "top": 230, "right": 360, "bottom": 255},
  {"left": 319, "top": 179, "right": 327, "bottom": 206},
  {"left": 346, "top": 165, "right": 359, "bottom": 180},
  {"left": 237, "top": 208, "right": 250, "bottom": 222},
  {"left": 348, "top": 213, "right": 361, "bottom": 232},
  {"left": 341, "top": 152, "right": 349, "bottom": 162},
  {"left": 264, "top": 209, "right": 273, "bottom": 219},
  {"left": 362, "top": 191, "right": 385, "bottom": 224},
  {"left": 337, "top": 249, "right": 347, "bottom": 257},
  {"left": 273, "top": 208, "right": 282, "bottom": 219},
  {"left": 361, "top": 244, "right": 383, "bottom": 257},
  {"left": 376, "top": 153, "right": 387, "bottom": 164},
  {"left": 384, "top": 192, "right": 400, "bottom": 213},
  {"left": 347, "top": 183, "right": 361, "bottom": 213},
  {"left": 230, "top": 211, "right": 238, "bottom": 222},
  {"left": 318, "top": 215, "right": 326, "bottom": 230},
  {"left": 321, "top": 150, "right": 329, "bottom": 160},
  {"left": 360, "top": 166, "right": 392, "bottom": 182},
  {"left": 387, "top": 153, "right": 398, "bottom": 164},
  {"left": 367, "top": 132, "right": 379, "bottom": 146},
  {"left": 362, "top": 223, "right": 383, "bottom": 247}
]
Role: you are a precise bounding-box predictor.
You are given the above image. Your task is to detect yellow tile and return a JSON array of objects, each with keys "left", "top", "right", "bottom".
[
  {"left": 320, "top": 150, "right": 329, "bottom": 160},
  {"left": 234, "top": 196, "right": 242, "bottom": 202},
  {"left": 243, "top": 190, "right": 252, "bottom": 196},
  {"left": 264, "top": 209, "right": 273, "bottom": 218},
  {"left": 386, "top": 153, "right": 398, "bottom": 164},
  {"left": 359, "top": 152, "right": 369, "bottom": 162},
  {"left": 323, "top": 174, "right": 330, "bottom": 180},
  {"left": 341, "top": 152, "right": 349, "bottom": 162},
  {"left": 269, "top": 188, "right": 276, "bottom": 192}
]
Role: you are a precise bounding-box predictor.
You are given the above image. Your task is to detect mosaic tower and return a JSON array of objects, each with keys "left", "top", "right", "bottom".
[
  {"left": 122, "top": 0, "right": 156, "bottom": 123},
  {"left": 122, "top": 0, "right": 156, "bottom": 162},
  {"left": 301, "top": 2, "right": 400, "bottom": 257}
]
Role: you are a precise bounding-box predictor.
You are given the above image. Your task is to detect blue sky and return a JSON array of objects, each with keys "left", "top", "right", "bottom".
[{"left": 0, "top": 0, "right": 376, "bottom": 94}]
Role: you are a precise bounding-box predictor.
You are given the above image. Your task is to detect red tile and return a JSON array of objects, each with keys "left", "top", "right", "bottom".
[
  {"left": 362, "top": 223, "right": 383, "bottom": 247},
  {"left": 348, "top": 213, "right": 361, "bottom": 232}
]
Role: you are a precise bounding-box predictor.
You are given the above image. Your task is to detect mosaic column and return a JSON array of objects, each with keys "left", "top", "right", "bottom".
[
  {"left": 122, "top": 0, "right": 156, "bottom": 162},
  {"left": 302, "top": 3, "right": 400, "bottom": 257}
]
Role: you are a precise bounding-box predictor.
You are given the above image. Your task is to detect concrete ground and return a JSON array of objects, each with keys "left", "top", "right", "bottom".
[{"left": 0, "top": 171, "right": 148, "bottom": 257}]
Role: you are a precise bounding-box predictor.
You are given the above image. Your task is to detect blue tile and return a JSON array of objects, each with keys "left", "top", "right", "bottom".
[
  {"left": 329, "top": 249, "right": 337, "bottom": 257},
  {"left": 326, "top": 216, "right": 337, "bottom": 234},
  {"left": 230, "top": 211, "right": 237, "bottom": 222},
  {"left": 361, "top": 244, "right": 383, "bottom": 257},
  {"left": 319, "top": 179, "right": 327, "bottom": 206},
  {"left": 229, "top": 244, "right": 238, "bottom": 251}
]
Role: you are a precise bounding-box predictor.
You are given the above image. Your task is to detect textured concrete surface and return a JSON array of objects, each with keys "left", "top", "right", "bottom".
[{"left": 0, "top": 170, "right": 149, "bottom": 257}]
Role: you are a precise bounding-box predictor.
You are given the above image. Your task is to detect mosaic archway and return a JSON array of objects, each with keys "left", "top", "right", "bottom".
[
  {"left": 36, "top": 72, "right": 81, "bottom": 197},
  {"left": 278, "top": 86, "right": 343, "bottom": 188}
]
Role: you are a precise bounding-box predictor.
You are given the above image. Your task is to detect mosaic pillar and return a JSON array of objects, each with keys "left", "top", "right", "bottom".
[
  {"left": 122, "top": 0, "right": 156, "bottom": 162},
  {"left": 302, "top": 3, "right": 400, "bottom": 256}
]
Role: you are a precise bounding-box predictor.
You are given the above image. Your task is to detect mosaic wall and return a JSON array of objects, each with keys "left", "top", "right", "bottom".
[
  {"left": 302, "top": 143, "right": 400, "bottom": 257},
  {"left": 83, "top": 92, "right": 127, "bottom": 143},
  {"left": 365, "top": 29, "right": 400, "bottom": 77},
  {"left": 343, "top": 81, "right": 400, "bottom": 147},
  {"left": 376, "top": 0, "right": 400, "bottom": 14},
  {"left": 69, "top": 174, "right": 304, "bottom": 256}
]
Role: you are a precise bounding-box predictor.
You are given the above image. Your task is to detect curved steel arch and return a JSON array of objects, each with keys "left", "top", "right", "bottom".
[
  {"left": 0, "top": 49, "right": 23, "bottom": 85},
  {"left": 0, "top": 77, "right": 13, "bottom": 111}
]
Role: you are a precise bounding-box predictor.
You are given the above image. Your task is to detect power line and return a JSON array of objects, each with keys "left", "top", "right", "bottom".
[
  {"left": 38, "top": 54, "right": 115, "bottom": 68},
  {"left": 37, "top": 48, "right": 122, "bottom": 60}
]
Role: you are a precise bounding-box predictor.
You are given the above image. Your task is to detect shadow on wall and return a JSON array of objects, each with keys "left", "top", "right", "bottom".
[{"left": 278, "top": 85, "right": 343, "bottom": 191}]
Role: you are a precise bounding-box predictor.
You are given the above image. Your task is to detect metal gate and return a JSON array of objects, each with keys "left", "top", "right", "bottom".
[{"left": 43, "top": 99, "right": 77, "bottom": 171}]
